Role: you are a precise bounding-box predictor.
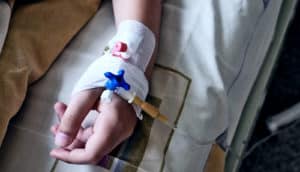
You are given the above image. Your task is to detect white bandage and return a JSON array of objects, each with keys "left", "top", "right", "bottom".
[
  {"left": 108, "top": 20, "right": 155, "bottom": 71},
  {"left": 72, "top": 20, "right": 156, "bottom": 119}
]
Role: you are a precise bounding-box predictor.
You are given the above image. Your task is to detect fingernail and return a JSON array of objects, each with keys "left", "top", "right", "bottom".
[{"left": 55, "top": 132, "right": 71, "bottom": 147}]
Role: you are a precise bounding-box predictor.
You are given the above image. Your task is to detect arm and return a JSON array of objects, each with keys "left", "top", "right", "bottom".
[
  {"left": 112, "top": 0, "right": 161, "bottom": 78},
  {"left": 50, "top": 0, "right": 162, "bottom": 164}
]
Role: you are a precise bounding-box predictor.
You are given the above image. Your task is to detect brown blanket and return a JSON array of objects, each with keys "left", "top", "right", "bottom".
[{"left": 0, "top": 0, "right": 101, "bottom": 145}]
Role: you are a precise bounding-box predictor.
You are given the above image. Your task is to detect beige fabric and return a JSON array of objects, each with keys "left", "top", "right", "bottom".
[
  {"left": 0, "top": 0, "right": 101, "bottom": 145},
  {"left": 204, "top": 144, "right": 225, "bottom": 172}
]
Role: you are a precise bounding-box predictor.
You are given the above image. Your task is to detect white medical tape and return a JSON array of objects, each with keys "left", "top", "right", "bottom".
[
  {"left": 108, "top": 20, "right": 156, "bottom": 71},
  {"left": 72, "top": 20, "right": 156, "bottom": 120},
  {"left": 72, "top": 55, "right": 148, "bottom": 119}
]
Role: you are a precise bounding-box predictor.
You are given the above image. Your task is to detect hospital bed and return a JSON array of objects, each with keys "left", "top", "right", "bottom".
[{"left": 0, "top": 0, "right": 297, "bottom": 171}]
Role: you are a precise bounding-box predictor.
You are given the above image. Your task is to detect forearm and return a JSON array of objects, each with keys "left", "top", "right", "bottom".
[{"left": 112, "top": 0, "right": 162, "bottom": 78}]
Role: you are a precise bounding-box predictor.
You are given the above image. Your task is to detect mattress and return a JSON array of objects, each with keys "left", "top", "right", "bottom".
[{"left": 0, "top": 0, "right": 293, "bottom": 171}]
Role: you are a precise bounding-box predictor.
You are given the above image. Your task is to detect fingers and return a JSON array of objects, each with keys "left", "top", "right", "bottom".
[
  {"left": 51, "top": 125, "right": 93, "bottom": 149},
  {"left": 66, "top": 127, "right": 94, "bottom": 150},
  {"left": 50, "top": 121, "right": 116, "bottom": 164},
  {"left": 51, "top": 102, "right": 67, "bottom": 137},
  {"left": 51, "top": 122, "right": 111, "bottom": 164},
  {"left": 50, "top": 102, "right": 66, "bottom": 136},
  {"left": 50, "top": 148, "right": 92, "bottom": 164},
  {"left": 51, "top": 102, "right": 94, "bottom": 149},
  {"left": 51, "top": 94, "right": 137, "bottom": 164},
  {"left": 54, "top": 102, "right": 67, "bottom": 119},
  {"left": 51, "top": 124, "right": 59, "bottom": 135},
  {"left": 55, "top": 88, "right": 101, "bottom": 147}
]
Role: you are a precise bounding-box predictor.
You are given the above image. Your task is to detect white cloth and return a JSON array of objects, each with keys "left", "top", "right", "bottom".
[
  {"left": 72, "top": 54, "right": 149, "bottom": 119},
  {"left": 108, "top": 20, "right": 155, "bottom": 71},
  {"left": 72, "top": 20, "right": 155, "bottom": 119},
  {"left": 0, "top": 1, "right": 11, "bottom": 55}
]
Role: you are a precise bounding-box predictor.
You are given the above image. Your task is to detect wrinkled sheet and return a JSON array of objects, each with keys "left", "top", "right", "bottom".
[
  {"left": 0, "top": 0, "right": 284, "bottom": 171},
  {"left": 0, "top": 0, "right": 101, "bottom": 145}
]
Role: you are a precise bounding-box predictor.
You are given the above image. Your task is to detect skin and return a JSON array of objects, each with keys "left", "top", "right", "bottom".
[{"left": 50, "top": 0, "right": 162, "bottom": 164}]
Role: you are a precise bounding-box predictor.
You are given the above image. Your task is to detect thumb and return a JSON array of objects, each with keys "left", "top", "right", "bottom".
[{"left": 55, "top": 88, "right": 101, "bottom": 147}]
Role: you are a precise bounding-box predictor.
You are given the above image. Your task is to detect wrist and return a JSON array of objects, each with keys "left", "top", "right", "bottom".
[
  {"left": 72, "top": 20, "right": 155, "bottom": 120},
  {"left": 108, "top": 20, "right": 156, "bottom": 71}
]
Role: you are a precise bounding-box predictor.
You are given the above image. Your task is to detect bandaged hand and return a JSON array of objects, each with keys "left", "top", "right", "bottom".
[{"left": 50, "top": 20, "right": 155, "bottom": 164}]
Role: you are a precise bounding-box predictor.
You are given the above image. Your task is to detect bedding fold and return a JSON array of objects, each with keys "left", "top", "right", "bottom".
[{"left": 0, "top": 0, "right": 101, "bottom": 145}]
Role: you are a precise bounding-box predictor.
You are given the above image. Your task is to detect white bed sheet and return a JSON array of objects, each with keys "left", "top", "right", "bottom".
[
  {"left": 0, "top": 0, "right": 283, "bottom": 171},
  {"left": 0, "top": 1, "right": 10, "bottom": 55}
]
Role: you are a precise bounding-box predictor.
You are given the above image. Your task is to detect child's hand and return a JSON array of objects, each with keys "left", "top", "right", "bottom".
[{"left": 50, "top": 88, "right": 137, "bottom": 164}]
